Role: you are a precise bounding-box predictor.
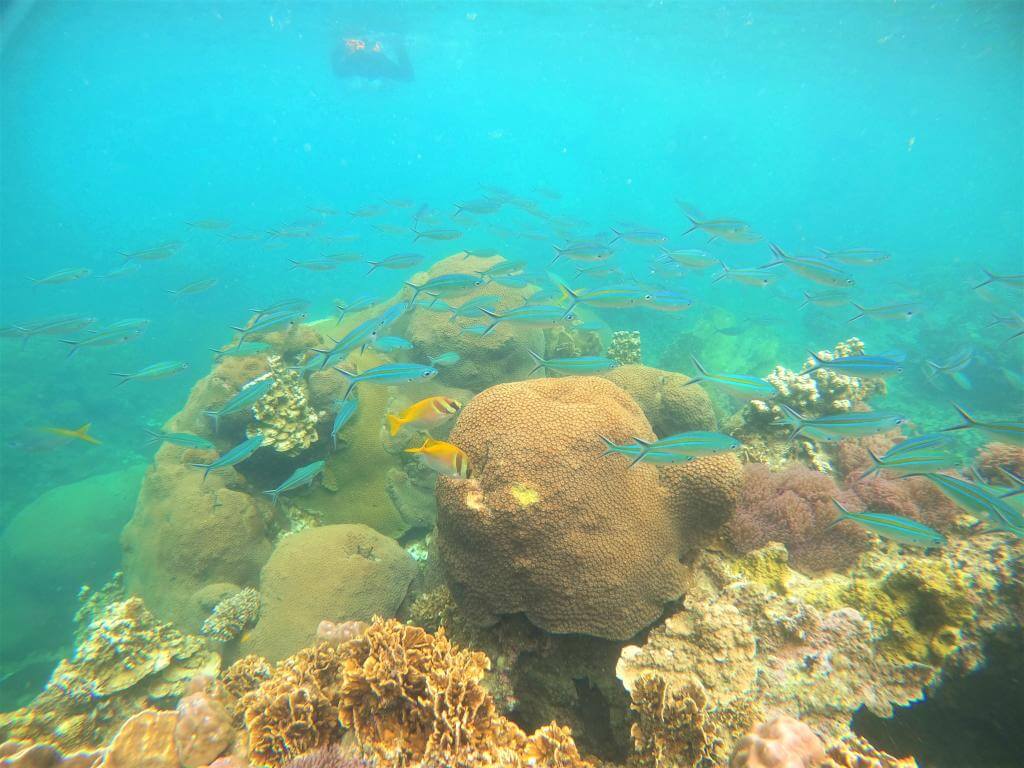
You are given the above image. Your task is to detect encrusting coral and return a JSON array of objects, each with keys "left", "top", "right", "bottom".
[
  {"left": 434, "top": 376, "right": 685, "bottom": 640},
  {"left": 617, "top": 533, "right": 1020, "bottom": 759},
  {"left": 246, "top": 355, "right": 322, "bottom": 455},
  {"left": 606, "top": 330, "right": 641, "bottom": 365},
  {"left": 202, "top": 588, "right": 261, "bottom": 642},
  {"left": 0, "top": 598, "right": 219, "bottom": 751},
  {"left": 97, "top": 709, "right": 179, "bottom": 768}
]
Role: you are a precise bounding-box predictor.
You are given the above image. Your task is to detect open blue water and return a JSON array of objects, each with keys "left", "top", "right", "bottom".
[{"left": 0, "top": 0, "right": 1021, "bottom": 760}]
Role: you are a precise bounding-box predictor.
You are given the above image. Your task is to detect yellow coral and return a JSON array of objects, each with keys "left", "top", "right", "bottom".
[
  {"left": 628, "top": 674, "right": 723, "bottom": 768},
  {"left": 247, "top": 355, "right": 321, "bottom": 455}
]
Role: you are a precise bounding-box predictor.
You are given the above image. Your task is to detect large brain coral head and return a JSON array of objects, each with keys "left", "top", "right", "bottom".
[{"left": 434, "top": 375, "right": 686, "bottom": 640}]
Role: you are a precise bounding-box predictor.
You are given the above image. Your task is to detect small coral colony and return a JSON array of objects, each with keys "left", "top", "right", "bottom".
[{"left": 2, "top": 193, "right": 1023, "bottom": 768}]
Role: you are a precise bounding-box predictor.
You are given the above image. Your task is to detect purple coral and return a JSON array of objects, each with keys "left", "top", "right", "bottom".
[
  {"left": 283, "top": 748, "right": 376, "bottom": 768},
  {"left": 727, "top": 463, "right": 869, "bottom": 574}
]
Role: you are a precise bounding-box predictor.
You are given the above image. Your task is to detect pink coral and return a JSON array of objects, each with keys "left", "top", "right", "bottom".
[
  {"left": 729, "top": 715, "right": 826, "bottom": 768},
  {"left": 174, "top": 692, "right": 234, "bottom": 768},
  {"left": 314, "top": 619, "right": 369, "bottom": 649},
  {"left": 727, "top": 464, "right": 869, "bottom": 574},
  {"left": 975, "top": 442, "right": 1024, "bottom": 485}
]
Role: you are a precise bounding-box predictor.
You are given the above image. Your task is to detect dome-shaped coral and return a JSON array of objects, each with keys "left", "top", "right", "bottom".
[
  {"left": 660, "top": 453, "right": 743, "bottom": 545},
  {"left": 435, "top": 376, "right": 686, "bottom": 640},
  {"left": 729, "top": 715, "right": 826, "bottom": 768},
  {"left": 603, "top": 364, "right": 716, "bottom": 437}
]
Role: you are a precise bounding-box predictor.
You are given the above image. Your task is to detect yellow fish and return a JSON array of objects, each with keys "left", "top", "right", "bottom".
[
  {"left": 405, "top": 437, "right": 471, "bottom": 478},
  {"left": 386, "top": 396, "right": 462, "bottom": 437},
  {"left": 41, "top": 422, "right": 101, "bottom": 445}
]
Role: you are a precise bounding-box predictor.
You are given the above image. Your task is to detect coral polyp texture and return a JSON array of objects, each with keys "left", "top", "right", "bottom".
[
  {"left": 0, "top": 598, "right": 218, "bottom": 751},
  {"left": 201, "top": 587, "right": 260, "bottom": 642},
  {"left": 434, "top": 375, "right": 686, "bottom": 640},
  {"left": 606, "top": 330, "right": 641, "bottom": 365},
  {"left": 246, "top": 355, "right": 322, "bottom": 454},
  {"left": 602, "top": 364, "right": 716, "bottom": 437}
]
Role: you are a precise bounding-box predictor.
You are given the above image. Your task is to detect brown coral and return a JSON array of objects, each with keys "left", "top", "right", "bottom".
[
  {"left": 659, "top": 453, "right": 743, "bottom": 545},
  {"left": 729, "top": 715, "right": 826, "bottom": 768},
  {"left": 435, "top": 376, "right": 685, "bottom": 639},
  {"left": 602, "top": 364, "right": 716, "bottom": 437},
  {"left": 822, "top": 735, "right": 919, "bottom": 768},
  {"left": 0, "top": 742, "right": 101, "bottom": 768},
  {"left": 246, "top": 355, "right": 321, "bottom": 454},
  {"left": 628, "top": 675, "right": 722, "bottom": 768}
]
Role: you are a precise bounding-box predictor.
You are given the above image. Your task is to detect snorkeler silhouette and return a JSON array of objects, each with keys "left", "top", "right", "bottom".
[{"left": 333, "top": 34, "right": 414, "bottom": 82}]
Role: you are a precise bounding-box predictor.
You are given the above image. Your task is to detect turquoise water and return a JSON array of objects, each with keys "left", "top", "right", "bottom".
[{"left": 1, "top": 1, "right": 1022, "bottom": 763}]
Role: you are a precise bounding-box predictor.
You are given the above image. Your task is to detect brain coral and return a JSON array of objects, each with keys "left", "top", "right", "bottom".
[
  {"left": 602, "top": 364, "right": 717, "bottom": 437},
  {"left": 660, "top": 454, "right": 744, "bottom": 546},
  {"left": 435, "top": 375, "right": 686, "bottom": 640},
  {"left": 239, "top": 524, "right": 417, "bottom": 662},
  {"left": 729, "top": 715, "right": 826, "bottom": 768}
]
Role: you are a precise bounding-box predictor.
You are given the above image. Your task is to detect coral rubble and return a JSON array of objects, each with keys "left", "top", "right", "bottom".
[{"left": 606, "top": 331, "right": 641, "bottom": 366}]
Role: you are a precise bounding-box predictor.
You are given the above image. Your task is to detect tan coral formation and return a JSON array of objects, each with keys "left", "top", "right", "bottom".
[
  {"left": 0, "top": 742, "right": 102, "bottom": 768},
  {"left": 246, "top": 355, "right": 321, "bottom": 454},
  {"left": 602, "top": 364, "right": 716, "bottom": 437},
  {"left": 0, "top": 599, "right": 218, "bottom": 751},
  {"left": 97, "top": 710, "right": 179, "bottom": 768},
  {"left": 729, "top": 715, "right": 826, "bottom": 768},
  {"left": 617, "top": 535, "right": 1020, "bottom": 760},
  {"left": 435, "top": 376, "right": 686, "bottom": 640}
]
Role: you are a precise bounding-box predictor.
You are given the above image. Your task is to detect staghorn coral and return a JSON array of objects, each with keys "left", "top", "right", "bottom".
[
  {"left": 822, "top": 735, "right": 919, "bottom": 768},
  {"left": 601, "top": 364, "right": 716, "bottom": 437},
  {"left": 247, "top": 355, "right": 321, "bottom": 454},
  {"left": 96, "top": 710, "right": 179, "bottom": 768},
  {"left": 435, "top": 376, "right": 685, "bottom": 640},
  {"left": 0, "top": 598, "right": 218, "bottom": 751},
  {"left": 202, "top": 588, "right": 261, "bottom": 643},
  {"left": 607, "top": 330, "right": 641, "bottom": 365},
  {"left": 239, "top": 525, "right": 417, "bottom": 662},
  {"left": 0, "top": 742, "right": 102, "bottom": 768},
  {"left": 627, "top": 675, "right": 721, "bottom": 768},
  {"left": 175, "top": 691, "right": 234, "bottom": 767},
  {"left": 728, "top": 715, "right": 826, "bottom": 768},
  {"left": 618, "top": 534, "right": 1020, "bottom": 756},
  {"left": 726, "top": 463, "right": 870, "bottom": 574}
]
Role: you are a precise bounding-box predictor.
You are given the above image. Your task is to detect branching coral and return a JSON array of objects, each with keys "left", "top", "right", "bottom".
[
  {"left": 247, "top": 355, "right": 322, "bottom": 454},
  {"left": 607, "top": 331, "right": 641, "bottom": 365},
  {"left": 202, "top": 588, "right": 261, "bottom": 642},
  {"left": 726, "top": 463, "right": 869, "bottom": 574},
  {"left": 0, "top": 598, "right": 218, "bottom": 751}
]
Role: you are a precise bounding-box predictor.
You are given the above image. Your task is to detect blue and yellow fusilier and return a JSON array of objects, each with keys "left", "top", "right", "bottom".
[
  {"left": 478, "top": 305, "right": 577, "bottom": 335},
  {"left": 191, "top": 434, "right": 265, "bottom": 480},
  {"left": 527, "top": 350, "right": 619, "bottom": 377},
  {"left": 265, "top": 460, "right": 325, "bottom": 504},
  {"left": 685, "top": 356, "right": 777, "bottom": 399},
  {"left": 776, "top": 404, "right": 906, "bottom": 442},
  {"left": 331, "top": 400, "right": 358, "bottom": 450},
  {"left": 335, "top": 362, "right": 438, "bottom": 401},
  {"left": 761, "top": 243, "right": 856, "bottom": 288},
  {"left": 800, "top": 350, "right": 905, "bottom": 378},
  {"left": 204, "top": 377, "right": 275, "bottom": 433},
  {"left": 917, "top": 473, "right": 1024, "bottom": 536},
  {"left": 143, "top": 429, "right": 215, "bottom": 450},
  {"left": 941, "top": 403, "right": 1024, "bottom": 447}
]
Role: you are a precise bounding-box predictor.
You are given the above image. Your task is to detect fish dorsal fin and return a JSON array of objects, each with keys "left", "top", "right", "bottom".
[{"left": 76, "top": 423, "right": 92, "bottom": 435}]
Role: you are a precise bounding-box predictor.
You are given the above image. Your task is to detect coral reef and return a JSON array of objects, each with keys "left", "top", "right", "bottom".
[
  {"left": 202, "top": 588, "right": 261, "bottom": 643},
  {"left": 0, "top": 742, "right": 102, "bottom": 768},
  {"left": 975, "top": 441, "right": 1024, "bottom": 485},
  {"left": 726, "top": 463, "right": 869, "bottom": 574},
  {"left": 544, "top": 325, "right": 603, "bottom": 360},
  {"left": 606, "top": 331, "right": 641, "bottom": 366},
  {"left": 121, "top": 449, "right": 273, "bottom": 631},
  {"left": 734, "top": 339, "right": 887, "bottom": 471},
  {"left": 729, "top": 715, "right": 826, "bottom": 768},
  {"left": 435, "top": 376, "right": 685, "bottom": 640},
  {"left": 246, "top": 355, "right": 321, "bottom": 455},
  {"left": 822, "top": 735, "right": 919, "bottom": 768},
  {"left": 601, "top": 364, "right": 716, "bottom": 437},
  {"left": 659, "top": 454, "right": 744, "bottom": 547},
  {"left": 174, "top": 691, "right": 234, "bottom": 767},
  {"left": 392, "top": 253, "right": 545, "bottom": 391},
  {"left": 97, "top": 710, "right": 179, "bottom": 768},
  {"left": 239, "top": 525, "right": 417, "bottom": 661},
  {"left": 0, "top": 598, "right": 218, "bottom": 751},
  {"left": 282, "top": 747, "right": 376, "bottom": 768},
  {"left": 617, "top": 535, "right": 1020, "bottom": 758}
]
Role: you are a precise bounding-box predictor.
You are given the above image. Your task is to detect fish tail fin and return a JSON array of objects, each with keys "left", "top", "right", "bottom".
[
  {"left": 624, "top": 436, "right": 653, "bottom": 468},
  {"left": 333, "top": 367, "right": 359, "bottom": 400},
  {"left": 549, "top": 245, "right": 564, "bottom": 265},
  {"left": 59, "top": 339, "right": 79, "bottom": 357},
  {"left": 598, "top": 434, "right": 622, "bottom": 458},
  {"left": 859, "top": 448, "right": 883, "bottom": 479},
  {"left": 264, "top": 490, "right": 281, "bottom": 506},
  {"left": 973, "top": 269, "right": 996, "bottom": 290},
  {"left": 411, "top": 227, "right": 422, "bottom": 242},
  {"left": 681, "top": 212, "right": 699, "bottom": 236},
  {"left": 386, "top": 413, "right": 404, "bottom": 437},
  {"left": 685, "top": 355, "right": 708, "bottom": 384},
  {"left": 478, "top": 307, "right": 501, "bottom": 335},
  {"left": 826, "top": 498, "right": 853, "bottom": 530},
  {"left": 608, "top": 227, "right": 622, "bottom": 244},
  {"left": 72, "top": 423, "right": 100, "bottom": 445},
  {"left": 111, "top": 373, "right": 132, "bottom": 387},
  {"left": 942, "top": 402, "right": 976, "bottom": 432},
  {"left": 366, "top": 262, "right": 378, "bottom": 275},
  {"left": 403, "top": 282, "right": 422, "bottom": 302},
  {"left": 203, "top": 410, "right": 220, "bottom": 434},
  {"left": 287, "top": 258, "right": 299, "bottom": 269},
  {"left": 847, "top": 302, "right": 866, "bottom": 322},
  {"left": 527, "top": 349, "right": 547, "bottom": 375},
  {"left": 775, "top": 403, "right": 806, "bottom": 441},
  {"left": 711, "top": 258, "right": 729, "bottom": 283},
  {"left": 190, "top": 463, "right": 211, "bottom": 480}
]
